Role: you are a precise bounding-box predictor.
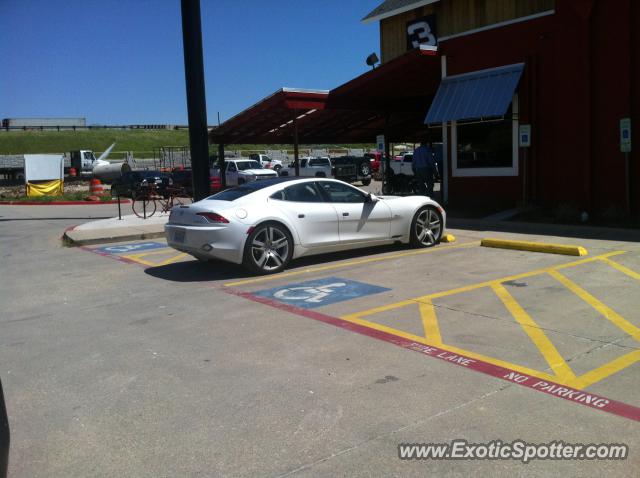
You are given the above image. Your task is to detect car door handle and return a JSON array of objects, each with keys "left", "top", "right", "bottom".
[
  {"left": 342, "top": 212, "right": 349, "bottom": 217},
  {"left": 298, "top": 214, "right": 305, "bottom": 218}
]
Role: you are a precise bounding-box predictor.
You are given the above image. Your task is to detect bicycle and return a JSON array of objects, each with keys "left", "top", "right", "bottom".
[{"left": 132, "top": 182, "right": 191, "bottom": 218}]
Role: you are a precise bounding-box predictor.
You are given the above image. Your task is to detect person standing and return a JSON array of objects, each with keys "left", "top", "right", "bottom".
[{"left": 412, "top": 140, "right": 437, "bottom": 196}]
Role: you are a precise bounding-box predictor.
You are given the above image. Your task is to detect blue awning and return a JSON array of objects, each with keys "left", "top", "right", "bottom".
[{"left": 425, "top": 63, "right": 524, "bottom": 124}]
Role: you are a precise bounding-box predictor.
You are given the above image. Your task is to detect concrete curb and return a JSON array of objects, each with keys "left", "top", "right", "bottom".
[
  {"left": 63, "top": 226, "right": 165, "bottom": 246},
  {"left": 481, "top": 238, "right": 588, "bottom": 256},
  {"left": 0, "top": 199, "right": 131, "bottom": 206}
]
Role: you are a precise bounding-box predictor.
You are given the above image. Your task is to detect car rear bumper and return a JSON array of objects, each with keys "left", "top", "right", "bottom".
[{"left": 165, "top": 224, "right": 245, "bottom": 264}]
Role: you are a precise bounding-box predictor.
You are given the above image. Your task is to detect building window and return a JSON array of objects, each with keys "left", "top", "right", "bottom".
[{"left": 451, "top": 95, "right": 519, "bottom": 177}]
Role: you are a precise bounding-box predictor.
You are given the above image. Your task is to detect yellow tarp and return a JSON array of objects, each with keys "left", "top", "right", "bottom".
[{"left": 26, "top": 180, "right": 64, "bottom": 197}]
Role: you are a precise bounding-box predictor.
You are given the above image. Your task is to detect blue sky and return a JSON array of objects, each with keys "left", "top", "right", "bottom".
[{"left": 1, "top": 0, "right": 382, "bottom": 125}]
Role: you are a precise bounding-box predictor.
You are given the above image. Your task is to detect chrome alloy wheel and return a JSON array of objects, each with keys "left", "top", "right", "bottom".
[
  {"left": 415, "top": 208, "right": 441, "bottom": 246},
  {"left": 250, "top": 225, "right": 290, "bottom": 272}
]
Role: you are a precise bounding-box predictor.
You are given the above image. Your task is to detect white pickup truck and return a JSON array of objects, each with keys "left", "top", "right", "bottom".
[
  {"left": 384, "top": 153, "right": 415, "bottom": 176},
  {"left": 248, "top": 153, "right": 284, "bottom": 173},
  {"left": 279, "top": 156, "right": 333, "bottom": 178},
  {"left": 211, "top": 159, "right": 278, "bottom": 186},
  {"left": 280, "top": 156, "right": 371, "bottom": 185}
]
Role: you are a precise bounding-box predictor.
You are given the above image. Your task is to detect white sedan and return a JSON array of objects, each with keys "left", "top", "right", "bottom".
[{"left": 165, "top": 178, "right": 446, "bottom": 274}]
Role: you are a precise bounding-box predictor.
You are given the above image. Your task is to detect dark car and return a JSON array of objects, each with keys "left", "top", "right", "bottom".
[
  {"left": 169, "top": 168, "right": 194, "bottom": 196},
  {"left": 110, "top": 170, "right": 170, "bottom": 198}
]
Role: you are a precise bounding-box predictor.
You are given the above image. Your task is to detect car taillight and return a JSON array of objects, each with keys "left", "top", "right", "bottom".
[{"left": 197, "top": 212, "right": 229, "bottom": 223}]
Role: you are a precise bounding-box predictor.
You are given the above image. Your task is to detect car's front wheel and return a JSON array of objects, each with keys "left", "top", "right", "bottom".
[
  {"left": 410, "top": 206, "right": 442, "bottom": 248},
  {"left": 243, "top": 222, "right": 293, "bottom": 274}
]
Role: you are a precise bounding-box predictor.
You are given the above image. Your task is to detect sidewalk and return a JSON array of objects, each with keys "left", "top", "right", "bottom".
[
  {"left": 62, "top": 205, "right": 640, "bottom": 246},
  {"left": 63, "top": 212, "right": 169, "bottom": 246}
]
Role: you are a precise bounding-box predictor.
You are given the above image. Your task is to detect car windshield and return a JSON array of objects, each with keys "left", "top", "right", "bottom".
[{"left": 236, "top": 161, "right": 261, "bottom": 170}]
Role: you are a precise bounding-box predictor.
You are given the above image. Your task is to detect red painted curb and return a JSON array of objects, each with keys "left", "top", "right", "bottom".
[
  {"left": 221, "top": 287, "right": 640, "bottom": 423},
  {"left": 0, "top": 199, "right": 131, "bottom": 205}
]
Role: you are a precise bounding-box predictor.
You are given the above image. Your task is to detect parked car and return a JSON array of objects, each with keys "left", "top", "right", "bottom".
[
  {"left": 280, "top": 156, "right": 372, "bottom": 185},
  {"left": 385, "top": 153, "right": 414, "bottom": 176},
  {"left": 169, "top": 168, "right": 194, "bottom": 196},
  {"left": 210, "top": 159, "right": 278, "bottom": 186},
  {"left": 279, "top": 156, "right": 333, "bottom": 178},
  {"left": 248, "top": 153, "right": 284, "bottom": 173},
  {"left": 364, "top": 151, "right": 382, "bottom": 173},
  {"left": 332, "top": 155, "right": 372, "bottom": 185},
  {"left": 110, "top": 170, "right": 170, "bottom": 198},
  {"left": 165, "top": 177, "right": 446, "bottom": 274}
]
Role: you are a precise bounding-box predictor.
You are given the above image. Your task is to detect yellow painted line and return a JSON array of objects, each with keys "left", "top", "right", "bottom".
[
  {"left": 419, "top": 300, "right": 442, "bottom": 345},
  {"left": 125, "top": 248, "right": 188, "bottom": 267},
  {"left": 492, "top": 283, "right": 576, "bottom": 382},
  {"left": 601, "top": 257, "right": 640, "bottom": 281},
  {"left": 441, "top": 234, "right": 456, "bottom": 243},
  {"left": 224, "top": 241, "right": 479, "bottom": 287},
  {"left": 569, "top": 349, "right": 640, "bottom": 390},
  {"left": 342, "top": 299, "right": 416, "bottom": 321},
  {"left": 339, "top": 313, "right": 559, "bottom": 384},
  {"left": 548, "top": 269, "right": 640, "bottom": 342},
  {"left": 481, "top": 238, "right": 588, "bottom": 256},
  {"left": 157, "top": 252, "right": 188, "bottom": 266},
  {"left": 344, "top": 251, "right": 628, "bottom": 321}
]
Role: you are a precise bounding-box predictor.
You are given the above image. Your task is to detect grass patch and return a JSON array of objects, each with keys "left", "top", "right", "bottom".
[
  {"left": 0, "top": 130, "right": 374, "bottom": 159},
  {"left": 0, "top": 130, "right": 190, "bottom": 158}
]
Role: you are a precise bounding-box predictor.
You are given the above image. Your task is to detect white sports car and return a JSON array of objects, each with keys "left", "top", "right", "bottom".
[{"left": 165, "top": 178, "right": 446, "bottom": 274}]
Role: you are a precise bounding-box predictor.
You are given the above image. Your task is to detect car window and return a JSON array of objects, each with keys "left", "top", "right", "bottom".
[
  {"left": 282, "top": 182, "right": 323, "bottom": 202},
  {"left": 318, "top": 181, "right": 367, "bottom": 203},
  {"left": 300, "top": 158, "right": 308, "bottom": 168},
  {"left": 270, "top": 189, "right": 285, "bottom": 200},
  {"left": 309, "top": 158, "right": 328, "bottom": 167},
  {"left": 403, "top": 154, "right": 413, "bottom": 163},
  {"left": 227, "top": 163, "right": 237, "bottom": 172},
  {"left": 237, "top": 161, "right": 261, "bottom": 170}
]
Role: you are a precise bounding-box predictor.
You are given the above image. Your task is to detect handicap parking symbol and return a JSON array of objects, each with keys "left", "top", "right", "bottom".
[
  {"left": 97, "top": 242, "right": 167, "bottom": 254},
  {"left": 254, "top": 277, "right": 390, "bottom": 309}
]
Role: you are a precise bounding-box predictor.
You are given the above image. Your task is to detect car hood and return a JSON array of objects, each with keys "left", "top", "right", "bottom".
[{"left": 240, "top": 169, "right": 277, "bottom": 176}]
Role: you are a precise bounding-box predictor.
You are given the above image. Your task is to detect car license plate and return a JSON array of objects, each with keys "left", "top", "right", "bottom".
[{"left": 174, "top": 229, "right": 186, "bottom": 243}]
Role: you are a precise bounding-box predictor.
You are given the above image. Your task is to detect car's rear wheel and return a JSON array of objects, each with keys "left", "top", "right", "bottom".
[
  {"left": 360, "top": 163, "right": 371, "bottom": 176},
  {"left": 243, "top": 222, "right": 292, "bottom": 274},
  {"left": 410, "top": 206, "right": 442, "bottom": 248}
]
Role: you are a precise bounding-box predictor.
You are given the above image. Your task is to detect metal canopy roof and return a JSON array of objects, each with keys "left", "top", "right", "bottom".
[
  {"left": 425, "top": 63, "right": 524, "bottom": 124},
  {"left": 209, "top": 48, "right": 442, "bottom": 145}
]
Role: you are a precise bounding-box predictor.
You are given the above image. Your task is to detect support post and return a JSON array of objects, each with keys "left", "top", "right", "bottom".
[
  {"left": 293, "top": 111, "right": 300, "bottom": 176},
  {"left": 218, "top": 143, "right": 226, "bottom": 189},
  {"left": 441, "top": 55, "right": 449, "bottom": 205},
  {"left": 383, "top": 114, "right": 391, "bottom": 192},
  {"left": 181, "top": 0, "right": 210, "bottom": 201}
]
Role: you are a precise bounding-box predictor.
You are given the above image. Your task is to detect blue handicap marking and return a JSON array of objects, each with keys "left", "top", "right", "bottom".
[
  {"left": 97, "top": 242, "right": 167, "bottom": 254},
  {"left": 254, "top": 276, "right": 390, "bottom": 309}
]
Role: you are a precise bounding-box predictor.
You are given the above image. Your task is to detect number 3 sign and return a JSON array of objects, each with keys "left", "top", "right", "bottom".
[{"left": 407, "top": 15, "right": 438, "bottom": 50}]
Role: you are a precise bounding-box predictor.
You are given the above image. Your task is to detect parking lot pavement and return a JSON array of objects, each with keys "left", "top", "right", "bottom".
[{"left": 2, "top": 205, "right": 639, "bottom": 477}]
